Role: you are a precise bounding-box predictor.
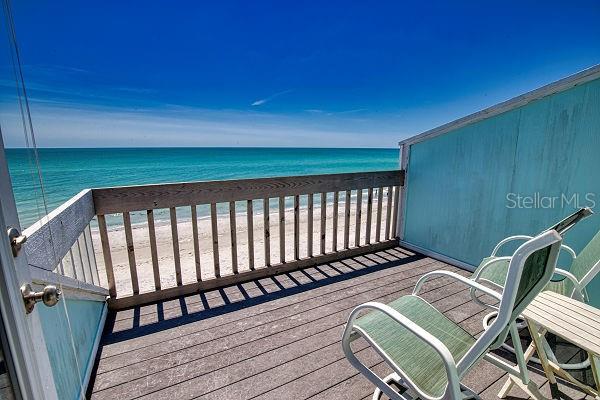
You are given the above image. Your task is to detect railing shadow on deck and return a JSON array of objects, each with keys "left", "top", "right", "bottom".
[{"left": 100, "top": 247, "right": 424, "bottom": 344}]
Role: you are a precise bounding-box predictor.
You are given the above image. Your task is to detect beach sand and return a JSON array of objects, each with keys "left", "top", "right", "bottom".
[{"left": 92, "top": 198, "right": 392, "bottom": 297}]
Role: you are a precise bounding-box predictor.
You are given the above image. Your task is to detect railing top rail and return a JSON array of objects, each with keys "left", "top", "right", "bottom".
[
  {"left": 92, "top": 169, "right": 404, "bottom": 214},
  {"left": 24, "top": 189, "right": 94, "bottom": 271}
]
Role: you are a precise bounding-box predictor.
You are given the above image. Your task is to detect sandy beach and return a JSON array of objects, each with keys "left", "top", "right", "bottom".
[{"left": 92, "top": 198, "right": 392, "bottom": 296}]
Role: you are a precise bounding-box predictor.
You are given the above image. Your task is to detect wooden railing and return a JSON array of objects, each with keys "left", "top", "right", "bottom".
[
  {"left": 23, "top": 189, "right": 108, "bottom": 301},
  {"left": 91, "top": 170, "right": 404, "bottom": 309}
]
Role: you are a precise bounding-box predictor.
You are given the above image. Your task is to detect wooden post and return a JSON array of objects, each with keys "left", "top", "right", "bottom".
[
  {"left": 147, "top": 210, "right": 161, "bottom": 290},
  {"left": 355, "top": 189, "right": 363, "bottom": 247},
  {"left": 170, "top": 207, "right": 182, "bottom": 286},
  {"left": 332, "top": 191, "right": 339, "bottom": 252},
  {"left": 365, "top": 188, "right": 373, "bottom": 245},
  {"left": 279, "top": 196, "right": 285, "bottom": 263},
  {"left": 97, "top": 214, "right": 116, "bottom": 297},
  {"left": 210, "top": 203, "right": 220, "bottom": 278},
  {"left": 307, "top": 193, "right": 314, "bottom": 257},
  {"left": 247, "top": 200, "right": 255, "bottom": 270},
  {"left": 392, "top": 186, "right": 400, "bottom": 238},
  {"left": 85, "top": 225, "right": 100, "bottom": 285},
  {"left": 263, "top": 198, "right": 270, "bottom": 267},
  {"left": 320, "top": 192, "right": 327, "bottom": 255},
  {"left": 229, "top": 201, "right": 238, "bottom": 274},
  {"left": 123, "top": 211, "right": 139, "bottom": 294},
  {"left": 344, "top": 190, "right": 351, "bottom": 249},
  {"left": 385, "top": 186, "right": 393, "bottom": 240},
  {"left": 191, "top": 205, "right": 202, "bottom": 281},
  {"left": 375, "top": 187, "right": 383, "bottom": 242},
  {"left": 294, "top": 195, "right": 299, "bottom": 260},
  {"left": 74, "top": 237, "right": 87, "bottom": 283},
  {"left": 81, "top": 226, "right": 96, "bottom": 286}
]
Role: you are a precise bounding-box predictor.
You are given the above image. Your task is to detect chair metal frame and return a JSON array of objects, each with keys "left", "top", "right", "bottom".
[{"left": 342, "top": 231, "right": 562, "bottom": 400}]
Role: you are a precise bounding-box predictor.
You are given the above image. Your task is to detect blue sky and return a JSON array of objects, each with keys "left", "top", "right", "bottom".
[{"left": 1, "top": 1, "right": 599, "bottom": 147}]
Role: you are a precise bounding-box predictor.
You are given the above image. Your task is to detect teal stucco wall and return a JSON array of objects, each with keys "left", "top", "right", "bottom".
[
  {"left": 37, "top": 297, "right": 105, "bottom": 399},
  {"left": 403, "top": 76, "right": 600, "bottom": 306}
]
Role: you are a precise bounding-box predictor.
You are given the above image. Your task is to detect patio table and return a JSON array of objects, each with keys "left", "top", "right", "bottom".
[{"left": 499, "top": 291, "right": 600, "bottom": 399}]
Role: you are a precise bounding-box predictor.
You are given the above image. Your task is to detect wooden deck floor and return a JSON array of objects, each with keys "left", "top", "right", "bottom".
[{"left": 88, "top": 246, "right": 593, "bottom": 399}]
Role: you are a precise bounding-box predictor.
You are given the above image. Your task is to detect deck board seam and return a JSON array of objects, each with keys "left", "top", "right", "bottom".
[
  {"left": 95, "top": 266, "right": 458, "bottom": 378},
  {"left": 187, "top": 287, "right": 486, "bottom": 400},
  {"left": 110, "top": 251, "right": 418, "bottom": 323},
  {"left": 100, "top": 259, "right": 455, "bottom": 358},
  {"left": 97, "top": 283, "right": 481, "bottom": 397}
]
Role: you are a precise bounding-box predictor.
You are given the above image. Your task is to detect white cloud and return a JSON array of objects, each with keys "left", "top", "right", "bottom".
[
  {"left": 250, "top": 89, "right": 293, "bottom": 106},
  {"left": 0, "top": 100, "right": 406, "bottom": 148}
]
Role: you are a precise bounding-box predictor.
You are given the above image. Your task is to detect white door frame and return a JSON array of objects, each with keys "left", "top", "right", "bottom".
[{"left": 0, "top": 131, "right": 57, "bottom": 399}]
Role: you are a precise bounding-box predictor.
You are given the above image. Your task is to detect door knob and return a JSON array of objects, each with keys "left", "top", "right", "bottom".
[{"left": 20, "top": 284, "right": 61, "bottom": 314}]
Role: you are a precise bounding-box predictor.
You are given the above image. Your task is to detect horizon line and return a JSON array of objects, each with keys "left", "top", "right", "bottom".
[{"left": 5, "top": 145, "right": 399, "bottom": 150}]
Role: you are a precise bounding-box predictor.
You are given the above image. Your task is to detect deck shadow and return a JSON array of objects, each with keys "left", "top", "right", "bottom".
[{"left": 100, "top": 250, "right": 424, "bottom": 345}]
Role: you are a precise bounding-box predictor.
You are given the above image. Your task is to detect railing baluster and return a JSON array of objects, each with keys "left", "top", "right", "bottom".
[
  {"left": 229, "top": 201, "right": 238, "bottom": 274},
  {"left": 86, "top": 225, "right": 100, "bottom": 285},
  {"left": 75, "top": 236, "right": 88, "bottom": 283},
  {"left": 263, "top": 198, "right": 270, "bottom": 266},
  {"left": 247, "top": 200, "right": 255, "bottom": 270},
  {"left": 365, "top": 188, "right": 373, "bottom": 245},
  {"left": 344, "top": 190, "right": 351, "bottom": 249},
  {"left": 123, "top": 211, "right": 140, "bottom": 294},
  {"left": 279, "top": 196, "right": 285, "bottom": 263},
  {"left": 97, "top": 214, "right": 116, "bottom": 297},
  {"left": 147, "top": 210, "right": 161, "bottom": 290},
  {"left": 392, "top": 186, "right": 400, "bottom": 238},
  {"left": 294, "top": 195, "right": 299, "bottom": 260},
  {"left": 81, "top": 226, "right": 95, "bottom": 285},
  {"left": 355, "top": 189, "right": 363, "bottom": 247},
  {"left": 376, "top": 187, "right": 383, "bottom": 242},
  {"left": 307, "top": 193, "right": 314, "bottom": 257},
  {"left": 320, "top": 192, "right": 327, "bottom": 254},
  {"left": 332, "top": 191, "right": 339, "bottom": 252},
  {"left": 170, "top": 207, "right": 182, "bottom": 286},
  {"left": 210, "top": 203, "right": 220, "bottom": 278},
  {"left": 385, "top": 185, "right": 393, "bottom": 240},
  {"left": 68, "top": 248, "right": 78, "bottom": 279},
  {"left": 191, "top": 205, "right": 202, "bottom": 281},
  {"left": 71, "top": 243, "right": 82, "bottom": 280}
]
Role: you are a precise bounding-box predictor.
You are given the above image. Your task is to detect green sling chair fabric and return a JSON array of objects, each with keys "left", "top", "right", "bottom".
[
  {"left": 476, "top": 229, "right": 600, "bottom": 298},
  {"left": 353, "top": 295, "right": 475, "bottom": 398},
  {"left": 351, "top": 241, "right": 556, "bottom": 398}
]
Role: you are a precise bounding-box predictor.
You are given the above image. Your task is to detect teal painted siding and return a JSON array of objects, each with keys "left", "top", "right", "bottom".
[
  {"left": 37, "top": 298, "right": 105, "bottom": 399},
  {"left": 403, "top": 77, "right": 600, "bottom": 306}
]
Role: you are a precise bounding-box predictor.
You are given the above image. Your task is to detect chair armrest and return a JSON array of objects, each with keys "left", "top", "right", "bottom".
[
  {"left": 491, "top": 235, "right": 576, "bottom": 262},
  {"left": 472, "top": 256, "right": 512, "bottom": 288},
  {"left": 343, "top": 301, "right": 462, "bottom": 399},
  {"left": 553, "top": 268, "right": 585, "bottom": 300},
  {"left": 559, "top": 244, "right": 577, "bottom": 262},
  {"left": 413, "top": 270, "right": 502, "bottom": 301},
  {"left": 491, "top": 235, "right": 533, "bottom": 256}
]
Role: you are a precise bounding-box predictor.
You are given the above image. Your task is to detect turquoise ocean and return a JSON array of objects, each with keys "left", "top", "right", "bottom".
[{"left": 7, "top": 147, "right": 399, "bottom": 229}]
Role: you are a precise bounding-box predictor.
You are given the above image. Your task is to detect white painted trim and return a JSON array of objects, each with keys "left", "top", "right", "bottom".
[
  {"left": 398, "top": 239, "right": 476, "bottom": 272},
  {"left": 396, "top": 143, "right": 410, "bottom": 240},
  {"left": 399, "top": 64, "right": 600, "bottom": 147},
  {"left": 0, "top": 133, "right": 58, "bottom": 399},
  {"left": 80, "top": 302, "right": 107, "bottom": 398}
]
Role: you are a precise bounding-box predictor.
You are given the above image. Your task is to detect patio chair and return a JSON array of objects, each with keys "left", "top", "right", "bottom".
[
  {"left": 342, "top": 230, "right": 563, "bottom": 400},
  {"left": 471, "top": 208, "right": 598, "bottom": 369}
]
